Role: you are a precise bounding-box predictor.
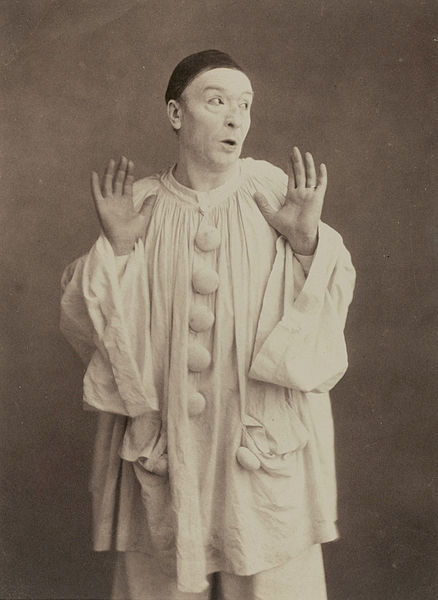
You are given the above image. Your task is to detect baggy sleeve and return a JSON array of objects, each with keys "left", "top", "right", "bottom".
[
  {"left": 248, "top": 222, "right": 355, "bottom": 393},
  {"left": 60, "top": 234, "right": 159, "bottom": 416}
]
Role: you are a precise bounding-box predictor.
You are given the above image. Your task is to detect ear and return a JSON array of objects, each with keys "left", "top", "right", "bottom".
[{"left": 167, "top": 99, "right": 182, "bottom": 131}]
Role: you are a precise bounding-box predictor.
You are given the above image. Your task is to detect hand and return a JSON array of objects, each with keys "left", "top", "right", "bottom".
[
  {"left": 254, "top": 147, "right": 327, "bottom": 255},
  {"left": 91, "top": 156, "right": 156, "bottom": 255}
]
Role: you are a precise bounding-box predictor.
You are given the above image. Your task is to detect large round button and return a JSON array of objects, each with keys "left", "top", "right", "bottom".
[
  {"left": 188, "top": 392, "right": 206, "bottom": 417},
  {"left": 187, "top": 342, "right": 211, "bottom": 372},
  {"left": 189, "top": 305, "right": 215, "bottom": 332},
  {"left": 236, "top": 447, "right": 261, "bottom": 471},
  {"left": 195, "top": 225, "right": 221, "bottom": 252},
  {"left": 192, "top": 267, "right": 219, "bottom": 295}
]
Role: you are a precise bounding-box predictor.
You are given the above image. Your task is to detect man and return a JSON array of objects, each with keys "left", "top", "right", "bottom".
[{"left": 61, "top": 50, "right": 355, "bottom": 599}]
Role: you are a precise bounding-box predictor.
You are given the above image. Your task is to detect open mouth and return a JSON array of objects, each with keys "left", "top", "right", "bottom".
[{"left": 221, "top": 139, "right": 238, "bottom": 147}]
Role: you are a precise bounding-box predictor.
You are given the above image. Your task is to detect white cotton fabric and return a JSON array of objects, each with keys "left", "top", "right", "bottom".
[
  {"left": 111, "top": 544, "right": 327, "bottom": 600},
  {"left": 60, "top": 158, "right": 355, "bottom": 594}
]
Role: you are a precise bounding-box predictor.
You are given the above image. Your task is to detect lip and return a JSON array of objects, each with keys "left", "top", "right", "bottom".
[{"left": 220, "top": 139, "right": 239, "bottom": 151}]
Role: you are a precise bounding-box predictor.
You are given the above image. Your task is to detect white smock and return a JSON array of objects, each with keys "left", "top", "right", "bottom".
[{"left": 60, "top": 158, "right": 355, "bottom": 594}]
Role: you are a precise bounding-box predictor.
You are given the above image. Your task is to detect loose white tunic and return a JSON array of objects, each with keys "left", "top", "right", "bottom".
[{"left": 60, "top": 158, "right": 355, "bottom": 594}]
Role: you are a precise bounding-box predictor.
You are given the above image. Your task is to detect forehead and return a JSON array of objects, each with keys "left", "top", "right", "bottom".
[{"left": 182, "top": 67, "right": 253, "bottom": 98}]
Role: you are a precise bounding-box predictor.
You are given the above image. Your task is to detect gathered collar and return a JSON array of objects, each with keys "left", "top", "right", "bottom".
[{"left": 160, "top": 160, "right": 246, "bottom": 210}]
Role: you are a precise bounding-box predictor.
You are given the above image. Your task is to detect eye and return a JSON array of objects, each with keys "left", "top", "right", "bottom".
[
  {"left": 239, "top": 101, "right": 249, "bottom": 110},
  {"left": 208, "top": 97, "right": 224, "bottom": 105}
]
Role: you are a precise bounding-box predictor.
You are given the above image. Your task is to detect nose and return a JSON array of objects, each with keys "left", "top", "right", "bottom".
[{"left": 225, "top": 105, "right": 243, "bottom": 128}]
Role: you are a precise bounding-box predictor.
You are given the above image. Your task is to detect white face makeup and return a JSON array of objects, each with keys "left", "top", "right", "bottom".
[{"left": 171, "top": 68, "right": 254, "bottom": 173}]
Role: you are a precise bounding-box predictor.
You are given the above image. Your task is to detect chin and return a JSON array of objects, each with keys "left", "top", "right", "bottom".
[{"left": 206, "top": 152, "right": 241, "bottom": 172}]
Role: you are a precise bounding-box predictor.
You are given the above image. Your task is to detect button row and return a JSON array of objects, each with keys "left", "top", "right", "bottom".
[
  {"left": 187, "top": 221, "right": 221, "bottom": 421},
  {"left": 191, "top": 221, "right": 262, "bottom": 471},
  {"left": 191, "top": 221, "right": 261, "bottom": 472}
]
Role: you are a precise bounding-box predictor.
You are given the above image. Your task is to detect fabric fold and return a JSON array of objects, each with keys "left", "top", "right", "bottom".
[{"left": 248, "top": 223, "right": 355, "bottom": 393}]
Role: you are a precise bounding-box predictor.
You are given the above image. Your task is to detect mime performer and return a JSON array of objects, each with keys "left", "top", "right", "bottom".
[{"left": 60, "top": 50, "right": 356, "bottom": 600}]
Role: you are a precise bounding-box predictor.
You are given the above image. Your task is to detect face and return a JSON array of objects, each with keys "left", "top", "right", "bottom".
[{"left": 169, "top": 67, "right": 253, "bottom": 172}]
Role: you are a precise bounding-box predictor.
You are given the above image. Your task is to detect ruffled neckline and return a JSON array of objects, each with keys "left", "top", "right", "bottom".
[{"left": 160, "top": 160, "right": 247, "bottom": 210}]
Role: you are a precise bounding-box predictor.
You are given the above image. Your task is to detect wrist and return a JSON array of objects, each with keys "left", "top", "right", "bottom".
[
  {"left": 113, "top": 244, "right": 134, "bottom": 256},
  {"left": 286, "top": 232, "right": 318, "bottom": 255},
  {"left": 109, "top": 236, "right": 135, "bottom": 256}
]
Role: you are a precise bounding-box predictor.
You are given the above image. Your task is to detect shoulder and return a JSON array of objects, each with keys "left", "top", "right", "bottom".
[
  {"left": 133, "top": 172, "right": 162, "bottom": 211},
  {"left": 241, "top": 157, "right": 288, "bottom": 185},
  {"left": 240, "top": 158, "right": 288, "bottom": 208}
]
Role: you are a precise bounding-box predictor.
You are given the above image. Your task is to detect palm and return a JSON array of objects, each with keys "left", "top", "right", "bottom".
[
  {"left": 91, "top": 157, "right": 155, "bottom": 255},
  {"left": 97, "top": 188, "right": 145, "bottom": 241},
  {"left": 273, "top": 182, "right": 325, "bottom": 240},
  {"left": 254, "top": 147, "right": 327, "bottom": 255}
]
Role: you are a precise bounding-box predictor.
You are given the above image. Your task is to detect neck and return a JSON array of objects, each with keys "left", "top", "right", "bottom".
[{"left": 173, "top": 155, "right": 239, "bottom": 192}]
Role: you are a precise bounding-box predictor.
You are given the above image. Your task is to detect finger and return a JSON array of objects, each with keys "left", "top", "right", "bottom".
[
  {"left": 316, "top": 163, "right": 328, "bottom": 189},
  {"left": 305, "top": 152, "right": 317, "bottom": 188},
  {"left": 91, "top": 171, "right": 104, "bottom": 203},
  {"left": 286, "top": 155, "right": 296, "bottom": 194},
  {"left": 114, "top": 156, "right": 128, "bottom": 195},
  {"left": 292, "top": 146, "right": 306, "bottom": 187},
  {"left": 103, "top": 159, "right": 115, "bottom": 196},
  {"left": 253, "top": 192, "right": 277, "bottom": 224},
  {"left": 124, "top": 160, "right": 134, "bottom": 198}
]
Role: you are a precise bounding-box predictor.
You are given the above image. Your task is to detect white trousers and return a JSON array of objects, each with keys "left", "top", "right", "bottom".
[{"left": 111, "top": 545, "right": 327, "bottom": 600}]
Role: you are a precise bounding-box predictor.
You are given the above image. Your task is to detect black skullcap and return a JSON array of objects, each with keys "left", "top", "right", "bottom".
[{"left": 165, "top": 49, "right": 244, "bottom": 104}]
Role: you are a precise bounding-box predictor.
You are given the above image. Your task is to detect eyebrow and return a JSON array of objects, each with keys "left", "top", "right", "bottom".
[{"left": 202, "top": 86, "right": 254, "bottom": 96}]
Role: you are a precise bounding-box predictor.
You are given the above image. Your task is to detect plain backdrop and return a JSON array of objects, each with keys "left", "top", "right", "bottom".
[{"left": 1, "top": 1, "right": 437, "bottom": 598}]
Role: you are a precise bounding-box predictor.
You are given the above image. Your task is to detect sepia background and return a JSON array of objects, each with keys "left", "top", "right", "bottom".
[{"left": 1, "top": 0, "right": 437, "bottom": 598}]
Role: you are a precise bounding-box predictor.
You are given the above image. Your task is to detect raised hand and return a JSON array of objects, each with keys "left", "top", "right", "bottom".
[
  {"left": 254, "top": 147, "right": 327, "bottom": 255},
  {"left": 91, "top": 156, "right": 156, "bottom": 255}
]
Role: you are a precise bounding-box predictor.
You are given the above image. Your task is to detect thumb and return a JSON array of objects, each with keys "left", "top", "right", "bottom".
[{"left": 253, "top": 192, "right": 277, "bottom": 224}]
